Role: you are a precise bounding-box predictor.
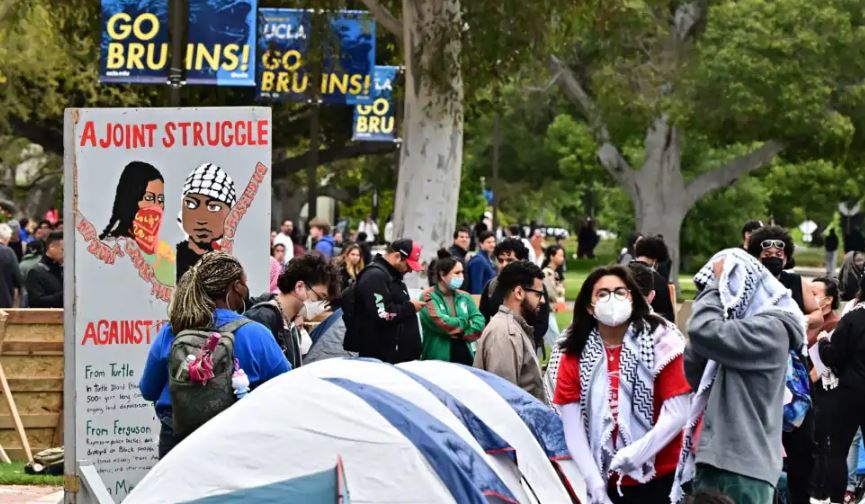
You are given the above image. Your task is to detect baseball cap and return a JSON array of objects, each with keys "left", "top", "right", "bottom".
[{"left": 391, "top": 239, "right": 423, "bottom": 272}]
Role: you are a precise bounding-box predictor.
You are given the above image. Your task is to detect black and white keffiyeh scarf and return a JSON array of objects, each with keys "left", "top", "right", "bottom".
[
  {"left": 579, "top": 320, "right": 685, "bottom": 486},
  {"left": 671, "top": 248, "right": 805, "bottom": 503},
  {"left": 182, "top": 163, "right": 237, "bottom": 207}
]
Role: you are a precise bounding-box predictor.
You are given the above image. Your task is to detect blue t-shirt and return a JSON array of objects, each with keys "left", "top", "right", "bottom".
[
  {"left": 139, "top": 308, "right": 291, "bottom": 411},
  {"left": 315, "top": 235, "right": 336, "bottom": 259},
  {"left": 466, "top": 253, "right": 496, "bottom": 295}
]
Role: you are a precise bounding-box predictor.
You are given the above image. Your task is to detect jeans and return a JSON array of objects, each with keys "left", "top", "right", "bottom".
[
  {"left": 827, "top": 251, "right": 838, "bottom": 276},
  {"left": 848, "top": 428, "right": 862, "bottom": 492},
  {"left": 157, "top": 409, "right": 181, "bottom": 460}
]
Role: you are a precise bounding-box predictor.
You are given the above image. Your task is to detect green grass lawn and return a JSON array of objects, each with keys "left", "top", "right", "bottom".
[{"left": 0, "top": 461, "right": 62, "bottom": 486}]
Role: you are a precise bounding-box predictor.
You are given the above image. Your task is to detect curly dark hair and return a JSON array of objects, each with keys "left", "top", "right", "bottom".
[
  {"left": 496, "top": 260, "right": 543, "bottom": 297},
  {"left": 634, "top": 235, "right": 670, "bottom": 263},
  {"left": 277, "top": 252, "right": 341, "bottom": 299},
  {"left": 746, "top": 225, "right": 795, "bottom": 261},
  {"left": 494, "top": 238, "right": 529, "bottom": 261},
  {"left": 560, "top": 265, "right": 663, "bottom": 355}
]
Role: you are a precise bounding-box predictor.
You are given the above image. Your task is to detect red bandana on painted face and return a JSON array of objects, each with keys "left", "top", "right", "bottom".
[{"left": 133, "top": 206, "right": 163, "bottom": 254}]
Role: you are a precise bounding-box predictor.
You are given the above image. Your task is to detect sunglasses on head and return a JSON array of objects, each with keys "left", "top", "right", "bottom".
[{"left": 761, "top": 239, "right": 785, "bottom": 251}]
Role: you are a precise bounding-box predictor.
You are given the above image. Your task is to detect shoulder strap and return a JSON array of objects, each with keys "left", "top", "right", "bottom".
[{"left": 217, "top": 318, "right": 252, "bottom": 336}]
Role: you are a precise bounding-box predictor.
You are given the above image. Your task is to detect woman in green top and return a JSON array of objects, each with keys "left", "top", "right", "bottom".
[{"left": 420, "top": 249, "right": 487, "bottom": 364}]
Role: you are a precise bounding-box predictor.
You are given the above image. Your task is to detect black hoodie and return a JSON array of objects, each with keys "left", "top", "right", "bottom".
[{"left": 353, "top": 256, "right": 421, "bottom": 363}]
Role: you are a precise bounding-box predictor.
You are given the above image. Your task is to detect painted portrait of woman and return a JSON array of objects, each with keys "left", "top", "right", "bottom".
[{"left": 100, "top": 161, "right": 175, "bottom": 285}]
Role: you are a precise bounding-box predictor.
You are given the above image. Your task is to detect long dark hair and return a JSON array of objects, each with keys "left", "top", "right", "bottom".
[
  {"left": 100, "top": 161, "right": 164, "bottom": 240},
  {"left": 541, "top": 244, "right": 563, "bottom": 270},
  {"left": 560, "top": 265, "right": 663, "bottom": 354}
]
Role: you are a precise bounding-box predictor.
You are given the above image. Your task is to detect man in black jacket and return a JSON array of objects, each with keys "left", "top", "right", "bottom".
[
  {"left": 354, "top": 239, "right": 424, "bottom": 363},
  {"left": 448, "top": 226, "right": 471, "bottom": 262},
  {"left": 245, "top": 253, "right": 339, "bottom": 368},
  {"left": 27, "top": 232, "right": 63, "bottom": 308}
]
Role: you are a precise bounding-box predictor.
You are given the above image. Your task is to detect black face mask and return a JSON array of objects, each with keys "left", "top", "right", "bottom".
[{"left": 761, "top": 257, "right": 784, "bottom": 277}]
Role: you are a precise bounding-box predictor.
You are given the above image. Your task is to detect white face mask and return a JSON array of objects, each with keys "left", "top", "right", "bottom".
[
  {"left": 593, "top": 298, "right": 633, "bottom": 327},
  {"left": 301, "top": 300, "right": 328, "bottom": 320}
]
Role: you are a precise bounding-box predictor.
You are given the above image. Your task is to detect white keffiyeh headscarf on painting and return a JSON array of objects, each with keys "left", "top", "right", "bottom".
[
  {"left": 579, "top": 318, "right": 685, "bottom": 487},
  {"left": 671, "top": 247, "right": 805, "bottom": 503}
]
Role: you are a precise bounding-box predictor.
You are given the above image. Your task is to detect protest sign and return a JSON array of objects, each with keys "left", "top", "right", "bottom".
[
  {"left": 257, "top": 9, "right": 375, "bottom": 104},
  {"left": 352, "top": 66, "right": 398, "bottom": 142},
  {"left": 99, "top": 0, "right": 257, "bottom": 86},
  {"left": 63, "top": 107, "right": 271, "bottom": 501}
]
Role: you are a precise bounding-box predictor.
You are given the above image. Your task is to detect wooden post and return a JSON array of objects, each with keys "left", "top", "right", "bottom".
[{"left": 0, "top": 363, "right": 31, "bottom": 461}]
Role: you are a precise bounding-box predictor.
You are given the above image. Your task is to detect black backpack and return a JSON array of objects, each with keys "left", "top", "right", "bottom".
[
  {"left": 342, "top": 262, "right": 387, "bottom": 352},
  {"left": 247, "top": 300, "right": 302, "bottom": 369}
]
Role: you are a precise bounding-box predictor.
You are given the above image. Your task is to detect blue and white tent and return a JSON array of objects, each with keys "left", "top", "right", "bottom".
[
  {"left": 127, "top": 367, "right": 521, "bottom": 503},
  {"left": 399, "top": 360, "right": 587, "bottom": 504},
  {"left": 126, "top": 359, "right": 585, "bottom": 503},
  {"left": 292, "top": 358, "right": 538, "bottom": 502}
]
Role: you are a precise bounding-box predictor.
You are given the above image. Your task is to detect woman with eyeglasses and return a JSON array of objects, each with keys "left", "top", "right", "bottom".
[{"left": 553, "top": 266, "right": 690, "bottom": 504}]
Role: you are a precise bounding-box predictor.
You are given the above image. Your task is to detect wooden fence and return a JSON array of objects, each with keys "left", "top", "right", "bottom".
[{"left": 0, "top": 309, "right": 64, "bottom": 461}]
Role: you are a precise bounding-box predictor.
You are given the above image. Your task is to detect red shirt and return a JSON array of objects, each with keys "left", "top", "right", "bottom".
[{"left": 553, "top": 348, "right": 691, "bottom": 485}]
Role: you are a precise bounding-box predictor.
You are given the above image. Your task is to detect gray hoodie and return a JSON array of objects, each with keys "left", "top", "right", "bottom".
[{"left": 684, "top": 279, "right": 804, "bottom": 486}]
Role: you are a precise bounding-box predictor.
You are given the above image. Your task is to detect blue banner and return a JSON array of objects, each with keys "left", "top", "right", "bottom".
[
  {"left": 99, "top": 0, "right": 257, "bottom": 86},
  {"left": 100, "top": 0, "right": 169, "bottom": 84},
  {"left": 352, "top": 66, "right": 398, "bottom": 142},
  {"left": 186, "top": 0, "right": 257, "bottom": 86},
  {"left": 257, "top": 9, "right": 375, "bottom": 104}
]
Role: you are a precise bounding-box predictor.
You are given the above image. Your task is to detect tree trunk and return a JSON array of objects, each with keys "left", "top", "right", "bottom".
[
  {"left": 394, "top": 0, "right": 463, "bottom": 271},
  {"left": 627, "top": 117, "right": 690, "bottom": 292}
]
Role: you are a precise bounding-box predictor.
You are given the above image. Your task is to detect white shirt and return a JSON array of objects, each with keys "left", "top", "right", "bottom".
[
  {"left": 384, "top": 221, "right": 394, "bottom": 243},
  {"left": 358, "top": 220, "right": 379, "bottom": 242},
  {"left": 273, "top": 233, "right": 294, "bottom": 263}
]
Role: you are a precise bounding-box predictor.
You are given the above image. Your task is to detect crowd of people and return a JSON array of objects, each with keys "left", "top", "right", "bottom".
[
  {"left": 134, "top": 212, "right": 865, "bottom": 504},
  {"left": 0, "top": 217, "right": 64, "bottom": 309}
]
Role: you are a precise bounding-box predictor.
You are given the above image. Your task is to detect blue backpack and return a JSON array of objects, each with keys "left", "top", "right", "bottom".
[{"left": 784, "top": 349, "right": 812, "bottom": 432}]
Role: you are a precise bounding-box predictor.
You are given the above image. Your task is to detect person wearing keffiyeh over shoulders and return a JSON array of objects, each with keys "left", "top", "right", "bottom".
[
  {"left": 554, "top": 265, "right": 690, "bottom": 504},
  {"left": 673, "top": 248, "right": 805, "bottom": 504}
]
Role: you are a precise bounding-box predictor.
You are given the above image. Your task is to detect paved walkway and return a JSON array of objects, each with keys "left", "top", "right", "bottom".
[{"left": 0, "top": 486, "right": 62, "bottom": 503}]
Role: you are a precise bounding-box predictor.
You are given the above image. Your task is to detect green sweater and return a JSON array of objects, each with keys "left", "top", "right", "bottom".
[{"left": 420, "top": 286, "right": 486, "bottom": 363}]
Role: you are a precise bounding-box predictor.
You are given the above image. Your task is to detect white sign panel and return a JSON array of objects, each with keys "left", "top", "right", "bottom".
[{"left": 63, "top": 107, "right": 272, "bottom": 501}]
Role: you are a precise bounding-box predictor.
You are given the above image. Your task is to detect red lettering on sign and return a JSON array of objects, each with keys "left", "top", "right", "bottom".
[{"left": 80, "top": 319, "right": 168, "bottom": 345}]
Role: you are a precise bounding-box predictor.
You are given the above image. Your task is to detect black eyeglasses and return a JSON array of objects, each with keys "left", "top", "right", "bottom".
[
  {"left": 521, "top": 286, "right": 545, "bottom": 296},
  {"left": 305, "top": 283, "right": 329, "bottom": 302},
  {"left": 761, "top": 239, "right": 785, "bottom": 251},
  {"left": 595, "top": 288, "right": 631, "bottom": 303}
]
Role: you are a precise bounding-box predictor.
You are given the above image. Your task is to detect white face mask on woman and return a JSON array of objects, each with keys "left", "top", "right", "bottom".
[{"left": 593, "top": 297, "right": 633, "bottom": 327}]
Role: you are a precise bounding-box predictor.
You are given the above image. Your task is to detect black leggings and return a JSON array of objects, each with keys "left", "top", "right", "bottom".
[
  {"left": 827, "top": 389, "right": 865, "bottom": 501},
  {"left": 782, "top": 408, "right": 815, "bottom": 504}
]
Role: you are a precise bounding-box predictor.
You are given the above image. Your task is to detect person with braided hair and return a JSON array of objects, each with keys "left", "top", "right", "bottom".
[{"left": 140, "top": 252, "right": 290, "bottom": 458}]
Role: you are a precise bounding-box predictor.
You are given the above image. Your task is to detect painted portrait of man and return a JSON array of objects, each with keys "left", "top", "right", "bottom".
[{"left": 175, "top": 162, "right": 237, "bottom": 281}]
